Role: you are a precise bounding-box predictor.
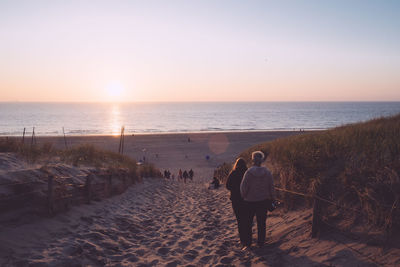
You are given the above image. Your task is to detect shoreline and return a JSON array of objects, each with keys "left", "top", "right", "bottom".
[{"left": 1, "top": 128, "right": 323, "bottom": 138}]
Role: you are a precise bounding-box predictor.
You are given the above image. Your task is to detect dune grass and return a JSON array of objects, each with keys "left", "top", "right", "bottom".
[
  {"left": 219, "top": 114, "right": 400, "bottom": 234},
  {"left": 0, "top": 138, "right": 161, "bottom": 178}
]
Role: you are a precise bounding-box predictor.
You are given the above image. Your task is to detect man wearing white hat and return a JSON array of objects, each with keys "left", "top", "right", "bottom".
[{"left": 240, "top": 151, "right": 275, "bottom": 249}]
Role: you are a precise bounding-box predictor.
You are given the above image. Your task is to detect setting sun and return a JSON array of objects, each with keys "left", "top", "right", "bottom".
[{"left": 105, "top": 81, "right": 125, "bottom": 102}]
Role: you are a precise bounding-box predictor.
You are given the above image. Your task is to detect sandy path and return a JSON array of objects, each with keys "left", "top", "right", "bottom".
[
  {"left": 1, "top": 176, "right": 398, "bottom": 266},
  {"left": 1, "top": 178, "right": 240, "bottom": 266}
]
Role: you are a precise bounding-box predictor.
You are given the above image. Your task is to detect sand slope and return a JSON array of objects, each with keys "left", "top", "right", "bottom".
[
  {"left": 1, "top": 131, "right": 399, "bottom": 266},
  {"left": 1, "top": 177, "right": 398, "bottom": 266}
]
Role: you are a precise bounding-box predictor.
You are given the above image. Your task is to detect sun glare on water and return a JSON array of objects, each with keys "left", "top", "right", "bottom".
[{"left": 110, "top": 105, "right": 122, "bottom": 136}]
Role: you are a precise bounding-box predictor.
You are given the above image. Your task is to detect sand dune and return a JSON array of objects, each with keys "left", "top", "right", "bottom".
[{"left": 1, "top": 131, "right": 399, "bottom": 266}]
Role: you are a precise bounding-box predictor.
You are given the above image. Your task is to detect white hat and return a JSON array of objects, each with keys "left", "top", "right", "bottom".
[{"left": 251, "top": 151, "right": 265, "bottom": 162}]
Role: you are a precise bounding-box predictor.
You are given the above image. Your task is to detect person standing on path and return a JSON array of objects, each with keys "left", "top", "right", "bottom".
[
  {"left": 189, "top": 169, "right": 194, "bottom": 181},
  {"left": 210, "top": 177, "right": 220, "bottom": 189},
  {"left": 226, "top": 158, "right": 248, "bottom": 248},
  {"left": 178, "top": 169, "right": 183, "bottom": 181},
  {"left": 240, "top": 151, "right": 275, "bottom": 249},
  {"left": 183, "top": 170, "right": 188, "bottom": 183}
]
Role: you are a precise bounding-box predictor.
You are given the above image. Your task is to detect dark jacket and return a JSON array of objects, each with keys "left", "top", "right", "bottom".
[{"left": 226, "top": 169, "right": 247, "bottom": 203}]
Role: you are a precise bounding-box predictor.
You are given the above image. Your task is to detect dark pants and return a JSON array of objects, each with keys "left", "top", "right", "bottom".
[
  {"left": 231, "top": 201, "right": 247, "bottom": 245},
  {"left": 243, "top": 199, "right": 271, "bottom": 246}
]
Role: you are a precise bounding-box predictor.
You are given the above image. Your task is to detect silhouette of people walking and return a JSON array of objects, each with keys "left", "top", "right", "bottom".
[
  {"left": 240, "top": 151, "right": 275, "bottom": 249},
  {"left": 183, "top": 170, "right": 188, "bottom": 183},
  {"left": 189, "top": 169, "right": 194, "bottom": 181},
  {"left": 226, "top": 158, "right": 248, "bottom": 248}
]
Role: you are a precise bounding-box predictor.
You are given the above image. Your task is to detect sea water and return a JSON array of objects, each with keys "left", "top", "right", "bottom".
[{"left": 0, "top": 102, "right": 399, "bottom": 136}]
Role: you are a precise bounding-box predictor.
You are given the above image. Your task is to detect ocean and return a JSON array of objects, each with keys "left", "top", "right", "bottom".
[{"left": 0, "top": 102, "right": 399, "bottom": 136}]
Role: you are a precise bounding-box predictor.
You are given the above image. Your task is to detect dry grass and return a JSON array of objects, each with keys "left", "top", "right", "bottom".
[
  {"left": 214, "top": 162, "right": 232, "bottom": 184},
  {"left": 0, "top": 138, "right": 161, "bottom": 179},
  {"left": 219, "top": 114, "right": 400, "bottom": 234}
]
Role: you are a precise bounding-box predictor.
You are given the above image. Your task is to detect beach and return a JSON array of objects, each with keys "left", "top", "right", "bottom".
[
  {"left": 0, "top": 130, "right": 399, "bottom": 266},
  {"left": 34, "top": 131, "right": 301, "bottom": 181}
]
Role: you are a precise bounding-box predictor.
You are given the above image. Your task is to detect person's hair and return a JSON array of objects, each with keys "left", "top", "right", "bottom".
[
  {"left": 231, "top": 157, "right": 247, "bottom": 173},
  {"left": 252, "top": 151, "right": 266, "bottom": 165}
]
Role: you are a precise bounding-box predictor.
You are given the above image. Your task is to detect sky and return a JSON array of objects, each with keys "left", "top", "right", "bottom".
[{"left": 0, "top": 0, "right": 399, "bottom": 102}]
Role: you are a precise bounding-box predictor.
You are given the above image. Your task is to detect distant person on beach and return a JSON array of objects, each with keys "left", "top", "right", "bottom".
[
  {"left": 240, "top": 151, "right": 275, "bottom": 249},
  {"left": 210, "top": 177, "right": 220, "bottom": 189},
  {"left": 189, "top": 169, "right": 194, "bottom": 181},
  {"left": 164, "top": 170, "right": 171, "bottom": 179},
  {"left": 178, "top": 169, "right": 183, "bottom": 181},
  {"left": 183, "top": 170, "right": 188, "bottom": 183},
  {"left": 226, "top": 158, "right": 248, "bottom": 248}
]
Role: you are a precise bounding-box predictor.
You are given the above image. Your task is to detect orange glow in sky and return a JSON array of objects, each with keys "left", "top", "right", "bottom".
[{"left": 1, "top": 1, "right": 399, "bottom": 102}]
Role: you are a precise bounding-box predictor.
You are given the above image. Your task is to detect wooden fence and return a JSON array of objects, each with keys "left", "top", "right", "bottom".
[{"left": 0, "top": 169, "right": 139, "bottom": 217}]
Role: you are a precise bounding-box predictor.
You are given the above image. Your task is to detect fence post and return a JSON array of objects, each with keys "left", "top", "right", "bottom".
[
  {"left": 86, "top": 174, "right": 92, "bottom": 204},
  {"left": 105, "top": 171, "right": 111, "bottom": 196},
  {"left": 121, "top": 127, "right": 125, "bottom": 155},
  {"left": 22, "top": 128, "right": 26, "bottom": 144},
  {"left": 119, "top": 126, "right": 125, "bottom": 154},
  {"left": 31, "top": 127, "right": 35, "bottom": 147},
  {"left": 47, "top": 174, "right": 54, "bottom": 215},
  {"left": 311, "top": 195, "right": 321, "bottom": 238},
  {"left": 62, "top": 127, "right": 68, "bottom": 149}
]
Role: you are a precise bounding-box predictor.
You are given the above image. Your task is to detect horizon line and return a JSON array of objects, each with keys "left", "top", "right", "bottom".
[{"left": 1, "top": 100, "right": 400, "bottom": 104}]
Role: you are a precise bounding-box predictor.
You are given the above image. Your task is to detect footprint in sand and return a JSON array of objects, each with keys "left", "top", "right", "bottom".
[
  {"left": 165, "top": 260, "right": 181, "bottom": 267},
  {"left": 124, "top": 253, "right": 139, "bottom": 262},
  {"left": 220, "top": 256, "right": 234, "bottom": 264},
  {"left": 150, "top": 241, "right": 162, "bottom": 248},
  {"left": 157, "top": 247, "right": 170, "bottom": 256},
  {"left": 191, "top": 233, "right": 202, "bottom": 240},
  {"left": 135, "top": 249, "right": 146, "bottom": 256},
  {"left": 205, "top": 235, "right": 214, "bottom": 240},
  {"left": 82, "top": 232, "right": 105, "bottom": 241},
  {"left": 216, "top": 247, "right": 228, "bottom": 257},
  {"left": 183, "top": 249, "right": 199, "bottom": 261},
  {"left": 199, "top": 255, "right": 213, "bottom": 264},
  {"left": 166, "top": 239, "right": 177, "bottom": 246},
  {"left": 178, "top": 240, "right": 190, "bottom": 248}
]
